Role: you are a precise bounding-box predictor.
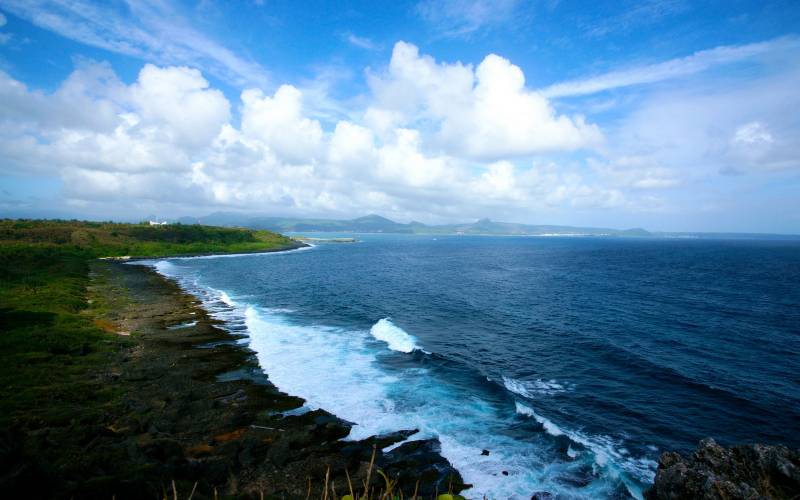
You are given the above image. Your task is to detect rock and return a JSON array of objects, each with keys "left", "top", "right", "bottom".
[
  {"left": 481, "top": 449, "right": 490, "bottom": 456},
  {"left": 380, "top": 438, "right": 466, "bottom": 497},
  {"left": 502, "top": 470, "right": 509, "bottom": 476},
  {"left": 138, "top": 437, "right": 185, "bottom": 465},
  {"left": 367, "top": 428, "right": 419, "bottom": 449},
  {"left": 341, "top": 429, "right": 420, "bottom": 461},
  {"left": 645, "top": 438, "right": 800, "bottom": 499}
]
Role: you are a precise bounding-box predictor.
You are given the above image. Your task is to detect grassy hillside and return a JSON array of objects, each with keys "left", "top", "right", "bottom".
[
  {"left": 0, "top": 219, "right": 297, "bottom": 431},
  {"left": 0, "top": 219, "right": 297, "bottom": 258}
]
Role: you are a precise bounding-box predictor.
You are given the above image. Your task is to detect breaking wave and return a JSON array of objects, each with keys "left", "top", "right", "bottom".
[{"left": 369, "top": 318, "right": 421, "bottom": 353}]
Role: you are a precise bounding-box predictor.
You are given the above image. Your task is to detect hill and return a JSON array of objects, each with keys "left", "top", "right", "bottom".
[{"left": 179, "top": 212, "right": 651, "bottom": 237}]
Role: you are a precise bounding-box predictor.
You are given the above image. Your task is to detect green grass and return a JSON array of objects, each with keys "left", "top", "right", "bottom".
[{"left": 0, "top": 219, "right": 297, "bottom": 430}]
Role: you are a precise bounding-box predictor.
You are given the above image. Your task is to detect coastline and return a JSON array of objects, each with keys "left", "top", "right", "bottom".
[
  {"left": 102, "top": 239, "right": 311, "bottom": 262},
  {"left": 5, "top": 257, "right": 464, "bottom": 498}
]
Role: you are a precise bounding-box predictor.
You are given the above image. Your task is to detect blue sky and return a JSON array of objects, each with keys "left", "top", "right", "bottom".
[{"left": 0, "top": 0, "right": 799, "bottom": 232}]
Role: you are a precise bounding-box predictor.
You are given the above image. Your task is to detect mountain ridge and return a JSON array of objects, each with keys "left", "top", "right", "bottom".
[
  {"left": 176, "top": 213, "right": 652, "bottom": 237},
  {"left": 174, "top": 213, "right": 800, "bottom": 239}
]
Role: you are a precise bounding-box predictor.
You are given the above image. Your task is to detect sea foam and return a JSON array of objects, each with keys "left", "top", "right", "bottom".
[
  {"left": 503, "top": 376, "right": 572, "bottom": 397},
  {"left": 370, "top": 318, "right": 421, "bottom": 353},
  {"left": 515, "top": 402, "right": 657, "bottom": 499}
]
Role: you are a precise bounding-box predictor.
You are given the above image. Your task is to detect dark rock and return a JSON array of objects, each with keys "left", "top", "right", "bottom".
[
  {"left": 380, "top": 438, "right": 466, "bottom": 497},
  {"left": 138, "top": 437, "right": 185, "bottom": 465},
  {"left": 645, "top": 438, "right": 800, "bottom": 499},
  {"left": 502, "top": 470, "right": 509, "bottom": 476},
  {"left": 481, "top": 449, "right": 490, "bottom": 456},
  {"left": 367, "top": 428, "right": 419, "bottom": 449},
  {"left": 341, "top": 429, "right": 420, "bottom": 461}
]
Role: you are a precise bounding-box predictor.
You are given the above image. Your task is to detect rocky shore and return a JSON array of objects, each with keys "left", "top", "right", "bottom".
[
  {"left": 2, "top": 261, "right": 464, "bottom": 499},
  {"left": 645, "top": 438, "right": 800, "bottom": 499}
]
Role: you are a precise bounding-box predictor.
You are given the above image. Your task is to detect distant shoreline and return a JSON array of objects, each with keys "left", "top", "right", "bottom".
[{"left": 101, "top": 239, "right": 310, "bottom": 262}]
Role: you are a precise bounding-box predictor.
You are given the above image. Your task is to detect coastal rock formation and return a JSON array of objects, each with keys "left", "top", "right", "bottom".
[{"left": 645, "top": 438, "right": 800, "bottom": 499}]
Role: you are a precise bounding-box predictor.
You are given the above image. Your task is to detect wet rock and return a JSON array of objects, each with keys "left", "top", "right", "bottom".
[
  {"left": 645, "top": 438, "right": 800, "bottom": 499},
  {"left": 341, "top": 429, "right": 420, "bottom": 461},
  {"left": 481, "top": 449, "right": 490, "bottom": 456},
  {"left": 367, "top": 428, "right": 420, "bottom": 449}
]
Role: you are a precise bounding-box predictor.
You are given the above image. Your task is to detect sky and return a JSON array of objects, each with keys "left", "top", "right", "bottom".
[{"left": 0, "top": 0, "right": 799, "bottom": 233}]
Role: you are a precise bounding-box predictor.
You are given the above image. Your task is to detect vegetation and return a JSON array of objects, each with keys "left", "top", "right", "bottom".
[
  {"left": 0, "top": 219, "right": 297, "bottom": 430},
  {"left": 0, "top": 218, "right": 297, "bottom": 258}
]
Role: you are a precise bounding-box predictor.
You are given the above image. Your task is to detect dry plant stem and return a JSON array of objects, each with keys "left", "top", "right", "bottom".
[
  {"left": 346, "top": 468, "right": 355, "bottom": 499},
  {"left": 188, "top": 482, "right": 198, "bottom": 500},
  {"left": 364, "top": 444, "right": 377, "bottom": 496},
  {"left": 323, "top": 466, "right": 330, "bottom": 500}
]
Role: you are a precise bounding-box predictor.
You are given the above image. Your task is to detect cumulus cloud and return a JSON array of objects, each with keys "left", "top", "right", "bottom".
[
  {"left": 369, "top": 42, "right": 602, "bottom": 160},
  {"left": 240, "top": 85, "right": 324, "bottom": 164}
]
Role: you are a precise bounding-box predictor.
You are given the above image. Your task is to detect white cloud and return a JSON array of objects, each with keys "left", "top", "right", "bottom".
[
  {"left": 131, "top": 64, "right": 230, "bottom": 149},
  {"left": 345, "top": 33, "right": 380, "bottom": 51},
  {"left": 580, "top": 0, "right": 688, "bottom": 39},
  {"left": 369, "top": 42, "right": 603, "bottom": 160},
  {"left": 732, "top": 121, "right": 773, "bottom": 145},
  {"left": 240, "top": 85, "right": 324, "bottom": 164},
  {"left": 416, "top": 0, "right": 522, "bottom": 37},
  {"left": 0, "top": 0, "right": 269, "bottom": 87},
  {"left": 541, "top": 37, "right": 800, "bottom": 98}
]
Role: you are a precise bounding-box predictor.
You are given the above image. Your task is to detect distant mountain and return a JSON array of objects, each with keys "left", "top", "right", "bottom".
[{"left": 176, "top": 213, "right": 652, "bottom": 237}]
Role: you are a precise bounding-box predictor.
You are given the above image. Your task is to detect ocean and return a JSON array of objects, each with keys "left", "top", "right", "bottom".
[{"left": 145, "top": 234, "right": 800, "bottom": 499}]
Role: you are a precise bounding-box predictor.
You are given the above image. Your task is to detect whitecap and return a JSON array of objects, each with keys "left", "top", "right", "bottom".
[
  {"left": 515, "top": 402, "right": 565, "bottom": 436},
  {"left": 369, "top": 318, "right": 421, "bottom": 353},
  {"left": 503, "top": 376, "right": 572, "bottom": 397},
  {"left": 219, "top": 291, "right": 235, "bottom": 306}
]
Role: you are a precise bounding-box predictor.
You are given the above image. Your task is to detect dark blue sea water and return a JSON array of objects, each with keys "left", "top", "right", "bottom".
[{"left": 146, "top": 235, "right": 800, "bottom": 499}]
